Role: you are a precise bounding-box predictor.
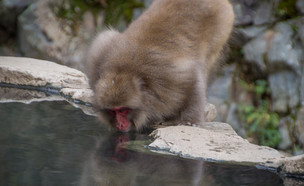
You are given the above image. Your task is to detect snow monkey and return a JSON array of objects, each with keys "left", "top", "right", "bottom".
[{"left": 86, "top": 0, "right": 234, "bottom": 132}]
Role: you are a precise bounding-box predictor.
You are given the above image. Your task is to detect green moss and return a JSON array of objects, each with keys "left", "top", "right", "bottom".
[
  {"left": 104, "top": 0, "right": 144, "bottom": 26},
  {"left": 291, "top": 24, "right": 298, "bottom": 35},
  {"left": 228, "top": 48, "right": 244, "bottom": 63},
  {"left": 293, "top": 144, "right": 303, "bottom": 153},
  {"left": 51, "top": 0, "right": 144, "bottom": 33},
  {"left": 276, "top": 0, "right": 298, "bottom": 19},
  {"left": 50, "top": 0, "right": 102, "bottom": 35},
  {"left": 237, "top": 79, "right": 282, "bottom": 148}
]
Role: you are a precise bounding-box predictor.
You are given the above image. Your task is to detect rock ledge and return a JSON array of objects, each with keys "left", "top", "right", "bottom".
[{"left": 149, "top": 123, "right": 304, "bottom": 177}]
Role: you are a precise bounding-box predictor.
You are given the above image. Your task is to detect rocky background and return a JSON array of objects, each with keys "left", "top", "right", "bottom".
[{"left": 0, "top": 0, "right": 303, "bottom": 155}]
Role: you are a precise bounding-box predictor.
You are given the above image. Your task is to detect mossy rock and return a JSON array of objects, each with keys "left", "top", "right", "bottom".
[
  {"left": 51, "top": 0, "right": 144, "bottom": 31},
  {"left": 276, "top": 0, "right": 299, "bottom": 19}
]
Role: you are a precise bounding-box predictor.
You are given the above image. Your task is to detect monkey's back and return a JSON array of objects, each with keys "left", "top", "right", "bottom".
[{"left": 124, "top": 0, "right": 234, "bottom": 70}]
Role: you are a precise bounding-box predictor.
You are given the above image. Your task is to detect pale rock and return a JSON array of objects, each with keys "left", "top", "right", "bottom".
[
  {"left": 243, "top": 32, "right": 267, "bottom": 73},
  {"left": 237, "top": 25, "right": 268, "bottom": 40},
  {"left": 296, "top": 0, "right": 304, "bottom": 15},
  {"left": 278, "top": 117, "right": 293, "bottom": 150},
  {"left": 204, "top": 103, "right": 217, "bottom": 122},
  {"left": 301, "top": 66, "right": 304, "bottom": 106},
  {"left": 266, "top": 21, "right": 303, "bottom": 74},
  {"left": 243, "top": 19, "right": 304, "bottom": 75},
  {"left": 149, "top": 123, "right": 287, "bottom": 166},
  {"left": 0, "top": 57, "right": 96, "bottom": 115},
  {"left": 2, "top": 0, "right": 36, "bottom": 7},
  {"left": 295, "top": 107, "right": 304, "bottom": 146},
  {"left": 226, "top": 103, "right": 246, "bottom": 137},
  {"left": 297, "top": 17, "right": 304, "bottom": 52},
  {"left": 149, "top": 123, "right": 304, "bottom": 175},
  {"left": 208, "top": 65, "right": 235, "bottom": 121},
  {"left": 230, "top": 0, "right": 254, "bottom": 26},
  {"left": 253, "top": 1, "right": 275, "bottom": 25},
  {"left": 268, "top": 71, "right": 300, "bottom": 112},
  {"left": 0, "top": 57, "right": 89, "bottom": 89},
  {"left": 280, "top": 154, "right": 304, "bottom": 175},
  {"left": 208, "top": 65, "right": 235, "bottom": 105}
]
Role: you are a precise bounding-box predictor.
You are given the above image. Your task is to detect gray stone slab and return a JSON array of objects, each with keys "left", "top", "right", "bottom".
[
  {"left": 0, "top": 56, "right": 89, "bottom": 88},
  {"left": 149, "top": 123, "right": 287, "bottom": 166}
]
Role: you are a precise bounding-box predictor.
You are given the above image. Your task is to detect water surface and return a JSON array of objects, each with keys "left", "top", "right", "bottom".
[{"left": 0, "top": 101, "right": 285, "bottom": 185}]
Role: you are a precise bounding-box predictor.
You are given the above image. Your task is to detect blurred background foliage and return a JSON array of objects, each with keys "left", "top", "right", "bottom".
[
  {"left": 238, "top": 80, "right": 281, "bottom": 148},
  {"left": 52, "top": 0, "right": 144, "bottom": 28}
]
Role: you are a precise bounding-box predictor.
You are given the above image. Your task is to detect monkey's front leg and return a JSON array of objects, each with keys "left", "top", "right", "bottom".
[
  {"left": 179, "top": 70, "right": 206, "bottom": 127},
  {"left": 158, "top": 71, "right": 206, "bottom": 128}
]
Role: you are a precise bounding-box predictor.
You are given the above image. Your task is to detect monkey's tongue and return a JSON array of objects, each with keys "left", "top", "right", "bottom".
[{"left": 115, "top": 113, "right": 131, "bottom": 132}]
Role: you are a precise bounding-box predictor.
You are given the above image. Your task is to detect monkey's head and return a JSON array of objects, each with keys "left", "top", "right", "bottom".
[{"left": 94, "top": 72, "right": 148, "bottom": 132}]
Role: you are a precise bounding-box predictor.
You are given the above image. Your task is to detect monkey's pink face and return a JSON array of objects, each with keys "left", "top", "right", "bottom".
[
  {"left": 94, "top": 73, "right": 144, "bottom": 132},
  {"left": 106, "top": 107, "right": 132, "bottom": 132}
]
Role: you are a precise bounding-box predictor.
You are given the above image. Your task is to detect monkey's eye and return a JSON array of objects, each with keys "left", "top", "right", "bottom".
[
  {"left": 117, "top": 107, "right": 130, "bottom": 114},
  {"left": 106, "top": 109, "right": 115, "bottom": 116}
]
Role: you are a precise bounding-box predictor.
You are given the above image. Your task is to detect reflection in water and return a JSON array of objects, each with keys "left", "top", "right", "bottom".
[
  {"left": 108, "top": 133, "right": 131, "bottom": 162},
  {"left": 81, "top": 132, "right": 206, "bottom": 186},
  {"left": 82, "top": 133, "right": 284, "bottom": 186},
  {"left": 0, "top": 86, "right": 64, "bottom": 103},
  {"left": 0, "top": 86, "right": 96, "bottom": 116},
  {"left": 0, "top": 101, "right": 284, "bottom": 186}
]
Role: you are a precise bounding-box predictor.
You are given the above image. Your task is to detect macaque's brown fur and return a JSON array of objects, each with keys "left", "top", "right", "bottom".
[{"left": 86, "top": 0, "right": 234, "bottom": 131}]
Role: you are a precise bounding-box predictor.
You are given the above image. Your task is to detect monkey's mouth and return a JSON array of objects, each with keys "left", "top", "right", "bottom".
[
  {"left": 114, "top": 115, "right": 131, "bottom": 132},
  {"left": 107, "top": 107, "right": 132, "bottom": 132}
]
